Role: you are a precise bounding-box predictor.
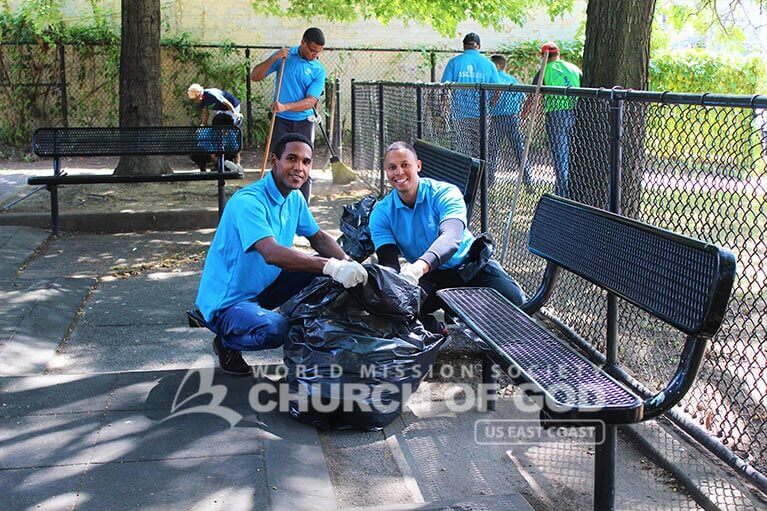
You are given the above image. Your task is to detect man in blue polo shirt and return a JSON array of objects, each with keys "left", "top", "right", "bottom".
[
  {"left": 251, "top": 27, "right": 326, "bottom": 201},
  {"left": 195, "top": 133, "right": 367, "bottom": 375},
  {"left": 369, "top": 141, "right": 525, "bottom": 333},
  {"left": 440, "top": 33, "right": 500, "bottom": 156},
  {"left": 487, "top": 55, "right": 528, "bottom": 187}
]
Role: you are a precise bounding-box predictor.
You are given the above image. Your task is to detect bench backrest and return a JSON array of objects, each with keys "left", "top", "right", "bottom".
[
  {"left": 33, "top": 126, "right": 242, "bottom": 157},
  {"left": 414, "top": 139, "right": 483, "bottom": 220},
  {"left": 529, "top": 194, "right": 736, "bottom": 338}
]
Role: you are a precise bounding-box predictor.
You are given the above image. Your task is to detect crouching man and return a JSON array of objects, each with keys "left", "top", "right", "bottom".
[{"left": 195, "top": 133, "right": 367, "bottom": 375}]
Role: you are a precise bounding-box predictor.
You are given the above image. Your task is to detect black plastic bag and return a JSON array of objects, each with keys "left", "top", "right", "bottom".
[
  {"left": 281, "top": 264, "right": 445, "bottom": 431},
  {"left": 337, "top": 195, "right": 377, "bottom": 262}
]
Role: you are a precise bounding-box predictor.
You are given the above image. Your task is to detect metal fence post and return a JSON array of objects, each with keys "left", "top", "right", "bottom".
[
  {"left": 430, "top": 52, "right": 436, "bottom": 82},
  {"left": 245, "top": 47, "right": 252, "bottom": 147},
  {"left": 351, "top": 79, "right": 357, "bottom": 170},
  {"left": 378, "top": 82, "right": 385, "bottom": 194},
  {"left": 58, "top": 44, "right": 68, "bottom": 128},
  {"left": 594, "top": 89, "right": 624, "bottom": 511},
  {"left": 416, "top": 85, "right": 423, "bottom": 140},
  {"left": 479, "top": 86, "right": 488, "bottom": 232}
]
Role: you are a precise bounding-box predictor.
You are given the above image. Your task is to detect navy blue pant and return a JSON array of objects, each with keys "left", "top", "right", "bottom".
[
  {"left": 209, "top": 271, "right": 316, "bottom": 351},
  {"left": 488, "top": 114, "right": 529, "bottom": 187},
  {"left": 545, "top": 109, "right": 575, "bottom": 197}
]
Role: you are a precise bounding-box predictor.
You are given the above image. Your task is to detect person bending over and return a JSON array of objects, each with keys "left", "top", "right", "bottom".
[
  {"left": 195, "top": 133, "right": 367, "bottom": 375},
  {"left": 369, "top": 141, "right": 526, "bottom": 332}
]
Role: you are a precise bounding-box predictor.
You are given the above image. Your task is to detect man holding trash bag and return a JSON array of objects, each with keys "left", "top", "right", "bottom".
[
  {"left": 369, "top": 141, "right": 526, "bottom": 333},
  {"left": 195, "top": 133, "right": 367, "bottom": 375}
]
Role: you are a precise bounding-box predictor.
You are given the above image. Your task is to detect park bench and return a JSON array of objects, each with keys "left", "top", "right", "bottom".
[
  {"left": 186, "top": 137, "right": 484, "bottom": 329},
  {"left": 29, "top": 126, "right": 244, "bottom": 235},
  {"left": 437, "top": 193, "right": 736, "bottom": 510}
]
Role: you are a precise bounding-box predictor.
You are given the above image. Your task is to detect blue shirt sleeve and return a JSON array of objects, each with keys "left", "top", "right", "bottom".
[
  {"left": 266, "top": 50, "right": 281, "bottom": 76},
  {"left": 233, "top": 198, "right": 274, "bottom": 252},
  {"left": 369, "top": 202, "right": 396, "bottom": 249},
  {"left": 433, "top": 184, "right": 468, "bottom": 225},
  {"left": 306, "top": 66, "right": 326, "bottom": 100},
  {"left": 295, "top": 196, "right": 320, "bottom": 237}
]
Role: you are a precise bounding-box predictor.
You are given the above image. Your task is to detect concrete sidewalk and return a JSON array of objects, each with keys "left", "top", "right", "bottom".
[{"left": 0, "top": 216, "right": 763, "bottom": 510}]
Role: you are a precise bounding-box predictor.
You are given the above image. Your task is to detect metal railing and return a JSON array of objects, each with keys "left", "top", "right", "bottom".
[{"left": 351, "top": 79, "right": 767, "bottom": 493}]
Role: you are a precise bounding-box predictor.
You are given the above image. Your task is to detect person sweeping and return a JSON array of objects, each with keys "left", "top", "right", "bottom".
[{"left": 250, "top": 27, "right": 328, "bottom": 202}]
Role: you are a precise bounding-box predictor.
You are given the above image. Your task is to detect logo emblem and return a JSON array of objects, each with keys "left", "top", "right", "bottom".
[{"left": 162, "top": 358, "right": 243, "bottom": 427}]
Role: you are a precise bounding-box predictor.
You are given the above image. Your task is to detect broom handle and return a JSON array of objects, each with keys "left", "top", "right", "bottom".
[
  {"left": 260, "top": 56, "right": 287, "bottom": 179},
  {"left": 499, "top": 50, "right": 549, "bottom": 264}
]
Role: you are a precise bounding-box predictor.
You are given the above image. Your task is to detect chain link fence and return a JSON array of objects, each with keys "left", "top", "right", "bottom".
[
  {"left": 352, "top": 80, "right": 767, "bottom": 491},
  {"left": 0, "top": 42, "right": 461, "bottom": 154}
]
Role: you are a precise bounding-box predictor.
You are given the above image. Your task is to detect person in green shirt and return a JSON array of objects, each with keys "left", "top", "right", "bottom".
[{"left": 529, "top": 41, "right": 581, "bottom": 197}]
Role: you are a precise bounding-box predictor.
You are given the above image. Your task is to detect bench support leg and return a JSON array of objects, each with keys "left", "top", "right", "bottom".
[
  {"left": 480, "top": 355, "right": 497, "bottom": 412},
  {"left": 50, "top": 184, "right": 59, "bottom": 236},
  {"left": 217, "top": 153, "right": 225, "bottom": 218},
  {"left": 594, "top": 423, "right": 616, "bottom": 511}
]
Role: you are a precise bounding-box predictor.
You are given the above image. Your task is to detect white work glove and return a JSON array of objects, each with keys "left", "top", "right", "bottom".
[
  {"left": 323, "top": 258, "right": 368, "bottom": 289},
  {"left": 399, "top": 262, "right": 425, "bottom": 286}
]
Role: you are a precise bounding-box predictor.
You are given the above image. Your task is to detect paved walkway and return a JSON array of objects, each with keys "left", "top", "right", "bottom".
[{"left": 0, "top": 174, "right": 763, "bottom": 510}]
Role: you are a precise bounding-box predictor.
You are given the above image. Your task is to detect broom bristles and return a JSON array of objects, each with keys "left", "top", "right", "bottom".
[{"left": 330, "top": 156, "right": 357, "bottom": 185}]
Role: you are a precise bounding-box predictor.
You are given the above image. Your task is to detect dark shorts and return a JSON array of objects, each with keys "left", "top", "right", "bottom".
[{"left": 268, "top": 117, "right": 316, "bottom": 155}]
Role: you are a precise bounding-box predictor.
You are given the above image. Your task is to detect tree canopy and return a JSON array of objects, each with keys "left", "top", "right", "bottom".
[{"left": 250, "top": 0, "right": 575, "bottom": 36}]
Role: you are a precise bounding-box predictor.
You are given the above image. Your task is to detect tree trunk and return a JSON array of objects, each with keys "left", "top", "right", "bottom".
[
  {"left": 114, "top": 0, "right": 170, "bottom": 176},
  {"left": 570, "top": 0, "right": 656, "bottom": 215}
]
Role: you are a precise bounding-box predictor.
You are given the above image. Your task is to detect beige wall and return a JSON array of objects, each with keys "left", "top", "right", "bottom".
[{"left": 9, "top": 0, "right": 585, "bottom": 49}]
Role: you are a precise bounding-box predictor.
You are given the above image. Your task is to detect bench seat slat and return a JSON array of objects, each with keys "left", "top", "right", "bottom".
[
  {"left": 28, "top": 171, "right": 243, "bottom": 186},
  {"left": 438, "top": 287, "right": 644, "bottom": 421}
]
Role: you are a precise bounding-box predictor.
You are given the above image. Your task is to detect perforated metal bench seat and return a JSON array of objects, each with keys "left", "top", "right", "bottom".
[{"left": 438, "top": 287, "right": 644, "bottom": 424}]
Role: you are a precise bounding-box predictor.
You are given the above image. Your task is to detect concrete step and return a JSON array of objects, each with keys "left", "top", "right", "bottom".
[
  {"left": 0, "top": 276, "right": 95, "bottom": 376},
  {"left": 0, "top": 225, "right": 50, "bottom": 281}
]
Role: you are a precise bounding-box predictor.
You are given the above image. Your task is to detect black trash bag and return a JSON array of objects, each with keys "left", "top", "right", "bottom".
[
  {"left": 281, "top": 264, "right": 445, "bottom": 431},
  {"left": 337, "top": 194, "right": 377, "bottom": 262}
]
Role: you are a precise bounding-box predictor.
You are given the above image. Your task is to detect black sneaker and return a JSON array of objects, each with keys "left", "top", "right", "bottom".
[{"left": 212, "top": 336, "right": 251, "bottom": 376}]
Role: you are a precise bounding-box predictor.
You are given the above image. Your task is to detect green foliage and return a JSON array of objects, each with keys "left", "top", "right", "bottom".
[
  {"left": 647, "top": 51, "right": 766, "bottom": 175},
  {"left": 250, "top": 0, "right": 575, "bottom": 36},
  {"left": 649, "top": 50, "right": 766, "bottom": 94},
  {"left": 496, "top": 40, "right": 584, "bottom": 82},
  {"left": 0, "top": 6, "right": 271, "bottom": 148},
  {"left": 652, "top": 2, "right": 751, "bottom": 55}
]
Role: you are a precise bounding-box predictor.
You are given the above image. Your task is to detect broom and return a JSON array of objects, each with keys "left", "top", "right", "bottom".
[
  {"left": 312, "top": 106, "right": 358, "bottom": 185},
  {"left": 499, "top": 49, "right": 550, "bottom": 264},
  {"left": 260, "top": 56, "right": 287, "bottom": 180}
]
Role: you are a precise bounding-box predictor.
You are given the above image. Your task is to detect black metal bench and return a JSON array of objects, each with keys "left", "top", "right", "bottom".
[
  {"left": 29, "top": 126, "right": 244, "bottom": 234},
  {"left": 414, "top": 138, "right": 482, "bottom": 220},
  {"left": 187, "top": 138, "right": 485, "bottom": 329},
  {"left": 437, "top": 193, "right": 736, "bottom": 510}
]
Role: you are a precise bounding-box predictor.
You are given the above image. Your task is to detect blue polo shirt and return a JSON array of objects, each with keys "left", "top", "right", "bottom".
[
  {"left": 369, "top": 178, "right": 475, "bottom": 269},
  {"left": 195, "top": 173, "right": 320, "bottom": 322},
  {"left": 441, "top": 50, "right": 500, "bottom": 120},
  {"left": 200, "top": 88, "right": 240, "bottom": 112},
  {"left": 266, "top": 46, "right": 326, "bottom": 122},
  {"left": 492, "top": 71, "right": 523, "bottom": 116}
]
